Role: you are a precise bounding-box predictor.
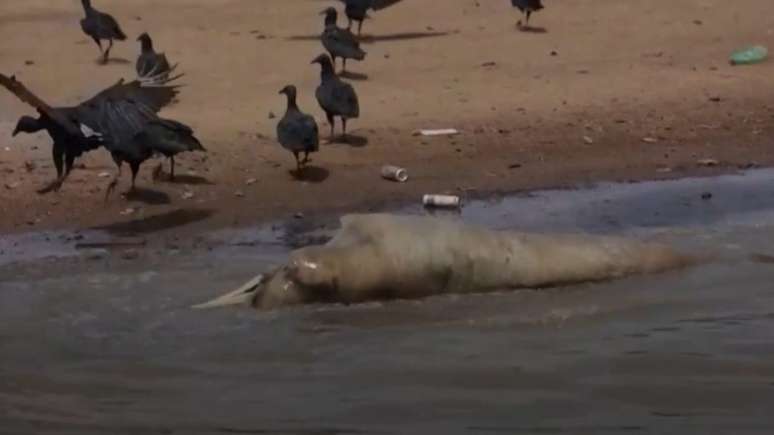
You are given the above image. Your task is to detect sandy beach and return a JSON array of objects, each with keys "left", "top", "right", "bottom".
[{"left": 1, "top": 0, "right": 773, "bottom": 237}]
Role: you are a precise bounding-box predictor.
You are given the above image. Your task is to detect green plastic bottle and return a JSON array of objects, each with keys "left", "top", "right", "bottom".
[{"left": 729, "top": 46, "right": 768, "bottom": 65}]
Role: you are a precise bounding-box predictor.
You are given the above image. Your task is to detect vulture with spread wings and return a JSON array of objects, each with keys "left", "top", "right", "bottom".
[{"left": 1, "top": 74, "right": 201, "bottom": 197}]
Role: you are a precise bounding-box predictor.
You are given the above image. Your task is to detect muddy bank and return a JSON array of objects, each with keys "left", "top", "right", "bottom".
[{"left": 4, "top": 168, "right": 774, "bottom": 269}]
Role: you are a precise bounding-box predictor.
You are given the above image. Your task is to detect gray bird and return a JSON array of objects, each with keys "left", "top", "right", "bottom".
[
  {"left": 276, "top": 85, "right": 319, "bottom": 172},
  {"left": 136, "top": 33, "right": 174, "bottom": 83},
  {"left": 80, "top": 0, "right": 127, "bottom": 64},
  {"left": 311, "top": 54, "right": 360, "bottom": 140},
  {"left": 338, "top": 0, "right": 405, "bottom": 36},
  {"left": 320, "top": 7, "right": 366, "bottom": 73},
  {"left": 511, "top": 0, "right": 544, "bottom": 28},
  {"left": 1, "top": 74, "right": 178, "bottom": 194}
]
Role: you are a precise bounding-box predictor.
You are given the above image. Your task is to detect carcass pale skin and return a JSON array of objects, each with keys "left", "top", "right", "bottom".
[{"left": 196, "top": 214, "right": 696, "bottom": 311}]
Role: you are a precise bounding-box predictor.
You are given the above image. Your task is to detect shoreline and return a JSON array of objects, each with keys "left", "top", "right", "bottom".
[
  {"left": 5, "top": 165, "right": 774, "bottom": 277},
  {"left": 0, "top": 164, "right": 767, "bottom": 254},
  {"left": 0, "top": 132, "right": 769, "bottom": 238}
]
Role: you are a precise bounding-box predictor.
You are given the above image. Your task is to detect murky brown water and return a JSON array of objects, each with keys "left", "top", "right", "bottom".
[{"left": 2, "top": 171, "right": 774, "bottom": 434}]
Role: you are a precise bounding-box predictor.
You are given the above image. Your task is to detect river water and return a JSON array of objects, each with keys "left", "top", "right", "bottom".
[{"left": 1, "top": 170, "right": 774, "bottom": 434}]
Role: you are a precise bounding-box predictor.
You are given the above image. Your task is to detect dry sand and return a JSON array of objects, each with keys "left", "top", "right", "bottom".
[{"left": 1, "top": 0, "right": 774, "bottom": 236}]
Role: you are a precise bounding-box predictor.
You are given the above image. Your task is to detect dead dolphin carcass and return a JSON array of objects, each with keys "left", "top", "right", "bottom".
[{"left": 194, "top": 214, "right": 695, "bottom": 310}]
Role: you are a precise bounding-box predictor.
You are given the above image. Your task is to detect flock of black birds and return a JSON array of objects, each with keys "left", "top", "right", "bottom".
[{"left": 1, "top": 0, "right": 545, "bottom": 200}]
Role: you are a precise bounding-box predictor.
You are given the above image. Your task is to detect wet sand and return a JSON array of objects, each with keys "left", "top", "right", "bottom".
[{"left": 2, "top": 171, "right": 774, "bottom": 434}]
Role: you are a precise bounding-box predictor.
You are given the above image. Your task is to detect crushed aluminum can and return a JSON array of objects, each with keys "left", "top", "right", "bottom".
[{"left": 381, "top": 165, "right": 408, "bottom": 182}]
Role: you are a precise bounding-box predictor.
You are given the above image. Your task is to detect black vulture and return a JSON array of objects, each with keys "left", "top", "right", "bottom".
[
  {"left": 311, "top": 54, "right": 360, "bottom": 140},
  {"left": 276, "top": 85, "right": 319, "bottom": 172},
  {"left": 511, "top": 0, "right": 544, "bottom": 28},
  {"left": 141, "top": 119, "right": 205, "bottom": 182},
  {"left": 80, "top": 0, "right": 127, "bottom": 64},
  {"left": 320, "top": 7, "right": 366, "bottom": 73},
  {"left": 338, "top": 0, "right": 405, "bottom": 36},
  {"left": 0, "top": 73, "right": 179, "bottom": 194},
  {"left": 136, "top": 33, "right": 178, "bottom": 84},
  {"left": 118, "top": 118, "right": 205, "bottom": 187},
  {"left": 71, "top": 88, "right": 203, "bottom": 198},
  {"left": 10, "top": 108, "right": 102, "bottom": 194}
]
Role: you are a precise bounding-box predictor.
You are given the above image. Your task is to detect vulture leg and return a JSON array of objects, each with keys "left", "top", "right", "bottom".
[
  {"left": 293, "top": 151, "right": 301, "bottom": 173},
  {"left": 102, "top": 39, "right": 113, "bottom": 64},
  {"left": 169, "top": 156, "right": 176, "bottom": 181},
  {"left": 52, "top": 146, "right": 64, "bottom": 179},
  {"left": 357, "top": 20, "right": 363, "bottom": 36},
  {"left": 64, "top": 153, "right": 75, "bottom": 177},
  {"left": 104, "top": 162, "right": 123, "bottom": 202},
  {"left": 342, "top": 117, "right": 348, "bottom": 141},
  {"left": 92, "top": 37, "right": 103, "bottom": 56},
  {"left": 326, "top": 112, "right": 335, "bottom": 141},
  {"left": 303, "top": 151, "right": 310, "bottom": 164},
  {"left": 43, "top": 152, "right": 77, "bottom": 193},
  {"left": 525, "top": 11, "right": 532, "bottom": 27},
  {"left": 152, "top": 162, "right": 163, "bottom": 182},
  {"left": 342, "top": 58, "right": 348, "bottom": 73},
  {"left": 128, "top": 162, "right": 140, "bottom": 193},
  {"left": 38, "top": 147, "right": 65, "bottom": 194}
]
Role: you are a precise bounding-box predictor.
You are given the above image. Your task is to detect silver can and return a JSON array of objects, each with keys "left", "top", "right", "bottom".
[
  {"left": 422, "top": 194, "right": 461, "bottom": 208},
  {"left": 381, "top": 165, "right": 409, "bottom": 182}
]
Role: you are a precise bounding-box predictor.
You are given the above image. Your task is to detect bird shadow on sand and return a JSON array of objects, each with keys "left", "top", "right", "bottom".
[
  {"left": 339, "top": 71, "right": 369, "bottom": 81},
  {"left": 123, "top": 188, "right": 172, "bottom": 205},
  {"left": 517, "top": 25, "right": 547, "bottom": 33},
  {"left": 158, "top": 174, "right": 215, "bottom": 186},
  {"left": 284, "top": 35, "right": 321, "bottom": 41},
  {"left": 285, "top": 31, "right": 451, "bottom": 43},
  {"left": 95, "top": 208, "right": 215, "bottom": 236},
  {"left": 291, "top": 165, "right": 329, "bottom": 183},
  {"left": 332, "top": 133, "right": 368, "bottom": 148},
  {"left": 96, "top": 57, "right": 132, "bottom": 65},
  {"left": 358, "top": 31, "right": 451, "bottom": 43}
]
